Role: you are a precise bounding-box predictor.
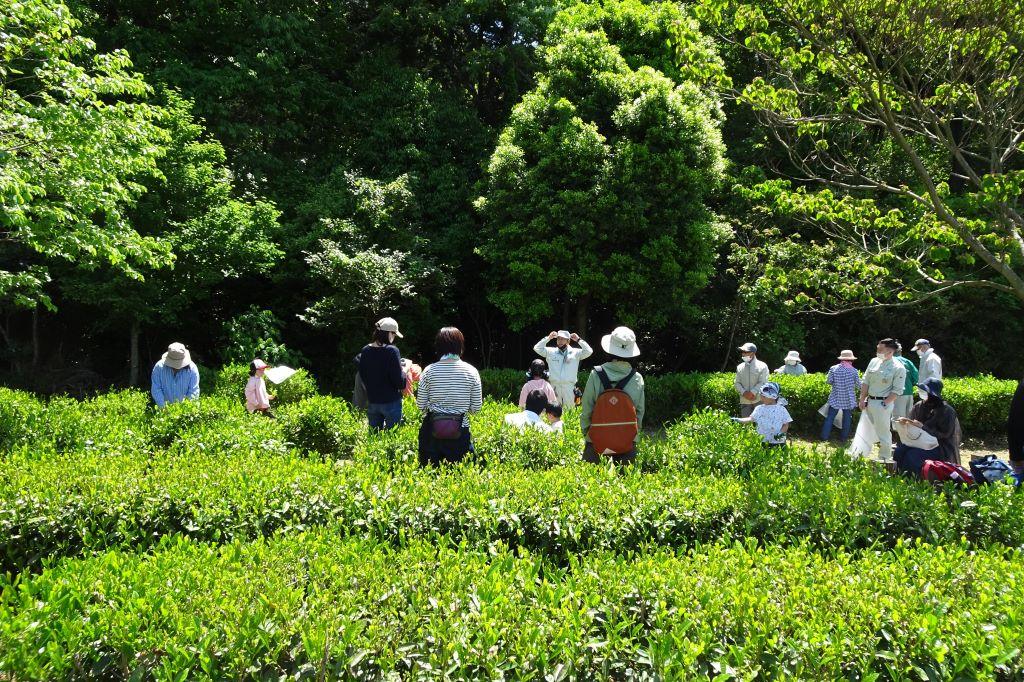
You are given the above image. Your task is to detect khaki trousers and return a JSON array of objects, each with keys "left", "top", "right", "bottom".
[{"left": 865, "top": 399, "right": 895, "bottom": 461}]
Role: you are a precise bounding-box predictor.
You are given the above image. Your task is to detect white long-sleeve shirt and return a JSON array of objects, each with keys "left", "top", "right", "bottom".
[
  {"left": 918, "top": 349, "right": 943, "bottom": 385},
  {"left": 734, "top": 359, "right": 770, "bottom": 404},
  {"left": 533, "top": 337, "right": 593, "bottom": 385}
]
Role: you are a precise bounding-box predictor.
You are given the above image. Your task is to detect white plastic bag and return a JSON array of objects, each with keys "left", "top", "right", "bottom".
[{"left": 264, "top": 365, "right": 297, "bottom": 385}]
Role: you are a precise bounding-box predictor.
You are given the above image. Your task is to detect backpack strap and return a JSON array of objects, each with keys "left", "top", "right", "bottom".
[
  {"left": 614, "top": 369, "right": 637, "bottom": 391},
  {"left": 594, "top": 367, "right": 613, "bottom": 391}
]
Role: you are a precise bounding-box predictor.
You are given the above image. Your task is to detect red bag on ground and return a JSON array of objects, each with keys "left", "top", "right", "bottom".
[
  {"left": 588, "top": 368, "right": 639, "bottom": 455},
  {"left": 921, "top": 460, "right": 975, "bottom": 485}
]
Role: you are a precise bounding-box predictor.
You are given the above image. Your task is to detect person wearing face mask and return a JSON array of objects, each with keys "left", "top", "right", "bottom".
[
  {"left": 858, "top": 338, "right": 907, "bottom": 463},
  {"left": 911, "top": 339, "right": 942, "bottom": 387},
  {"left": 893, "top": 378, "right": 962, "bottom": 475},
  {"left": 821, "top": 350, "right": 861, "bottom": 442},
  {"left": 775, "top": 350, "right": 808, "bottom": 376},
  {"left": 734, "top": 342, "right": 769, "bottom": 417},
  {"left": 533, "top": 330, "right": 593, "bottom": 408},
  {"left": 892, "top": 343, "right": 919, "bottom": 421}
]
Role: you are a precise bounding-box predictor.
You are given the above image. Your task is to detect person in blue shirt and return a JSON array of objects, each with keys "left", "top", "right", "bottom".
[{"left": 151, "top": 342, "right": 200, "bottom": 408}]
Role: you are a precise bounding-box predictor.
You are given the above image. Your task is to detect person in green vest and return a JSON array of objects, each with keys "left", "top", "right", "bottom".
[{"left": 893, "top": 343, "right": 919, "bottom": 421}]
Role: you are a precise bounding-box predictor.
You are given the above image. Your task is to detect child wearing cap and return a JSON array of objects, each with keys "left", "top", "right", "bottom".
[
  {"left": 733, "top": 381, "right": 792, "bottom": 446},
  {"left": 245, "top": 359, "right": 275, "bottom": 416}
]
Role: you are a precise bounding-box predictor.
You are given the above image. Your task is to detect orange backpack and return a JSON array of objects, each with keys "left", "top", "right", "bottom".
[{"left": 588, "top": 367, "right": 639, "bottom": 455}]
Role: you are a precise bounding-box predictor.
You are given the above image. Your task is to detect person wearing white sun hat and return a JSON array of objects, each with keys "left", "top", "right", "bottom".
[
  {"left": 775, "top": 350, "right": 807, "bottom": 376},
  {"left": 580, "top": 326, "right": 645, "bottom": 464},
  {"left": 151, "top": 342, "right": 200, "bottom": 408}
]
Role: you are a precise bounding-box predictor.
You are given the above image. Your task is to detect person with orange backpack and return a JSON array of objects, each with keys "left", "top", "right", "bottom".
[{"left": 580, "top": 326, "right": 645, "bottom": 464}]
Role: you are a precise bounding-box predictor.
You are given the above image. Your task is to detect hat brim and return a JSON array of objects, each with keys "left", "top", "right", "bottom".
[
  {"left": 602, "top": 334, "right": 640, "bottom": 358},
  {"left": 911, "top": 344, "right": 925, "bottom": 351},
  {"left": 162, "top": 350, "right": 191, "bottom": 370},
  {"left": 393, "top": 330, "right": 404, "bottom": 338},
  {"left": 917, "top": 381, "right": 941, "bottom": 396},
  {"left": 837, "top": 355, "right": 857, "bottom": 360}
]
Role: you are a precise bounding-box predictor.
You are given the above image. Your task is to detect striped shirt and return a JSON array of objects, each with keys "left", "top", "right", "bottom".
[
  {"left": 416, "top": 358, "right": 483, "bottom": 428},
  {"left": 826, "top": 363, "right": 861, "bottom": 410}
]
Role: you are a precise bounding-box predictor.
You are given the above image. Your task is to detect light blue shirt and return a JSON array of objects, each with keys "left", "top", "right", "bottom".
[{"left": 151, "top": 361, "right": 200, "bottom": 408}]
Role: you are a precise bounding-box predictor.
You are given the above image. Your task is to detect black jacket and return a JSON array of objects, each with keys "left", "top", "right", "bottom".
[{"left": 1008, "top": 379, "right": 1024, "bottom": 462}]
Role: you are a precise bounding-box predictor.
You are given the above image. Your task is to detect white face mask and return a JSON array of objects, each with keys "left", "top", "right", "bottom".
[
  {"left": 918, "top": 389, "right": 929, "bottom": 400},
  {"left": 743, "top": 356, "right": 753, "bottom": 363},
  {"left": 916, "top": 350, "right": 926, "bottom": 358},
  {"left": 785, "top": 359, "right": 797, "bottom": 365}
]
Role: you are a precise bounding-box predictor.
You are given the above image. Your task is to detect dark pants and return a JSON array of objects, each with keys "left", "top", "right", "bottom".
[
  {"left": 367, "top": 399, "right": 403, "bottom": 431},
  {"left": 894, "top": 444, "right": 939, "bottom": 478},
  {"left": 253, "top": 407, "right": 275, "bottom": 419},
  {"left": 418, "top": 416, "right": 473, "bottom": 466},
  {"left": 582, "top": 442, "right": 636, "bottom": 465},
  {"left": 820, "top": 406, "right": 853, "bottom": 442}
]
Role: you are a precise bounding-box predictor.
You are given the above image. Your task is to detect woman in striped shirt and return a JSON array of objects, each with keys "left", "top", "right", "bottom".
[{"left": 416, "top": 327, "right": 482, "bottom": 466}]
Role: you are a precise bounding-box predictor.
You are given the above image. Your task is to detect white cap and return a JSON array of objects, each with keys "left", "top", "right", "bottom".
[
  {"left": 162, "top": 342, "right": 191, "bottom": 370},
  {"left": 911, "top": 338, "right": 930, "bottom": 351},
  {"left": 375, "top": 317, "right": 403, "bottom": 338},
  {"left": 601, "top": 326, "right": 640, "bottom": 358},
  {"left": 738, "top": 342, "right": 757, "bottom": 353},
  {"left": 556, "top": 330, "right": 571, "bottom": 340}
]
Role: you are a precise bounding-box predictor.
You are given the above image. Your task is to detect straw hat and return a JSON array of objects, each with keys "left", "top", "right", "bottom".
[{"left": 837, "top": 350, "right": 857, "bottom": 361}]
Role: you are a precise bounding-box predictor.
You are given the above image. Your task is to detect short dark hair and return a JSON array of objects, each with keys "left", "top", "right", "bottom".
[
  {"left": 249, "top": 361, "right": 261, "bottom": 377},
  {"left": 435, "top": 327, "right": 465, "bottom": 356},
  {"left": 372, "top": 329, "right": 392, "bottom": 345},
  {"left": 546, "top": 402, "right": 563, "bottom": 419},
  {"left": 525, "top": 389, "right": 549, "bottom": 415},
  {"left": 878, "top": 338, "right": 899, "bottom": 351},
  {"left": 528, "top": 359, "right": 547, "bottom": 378}
]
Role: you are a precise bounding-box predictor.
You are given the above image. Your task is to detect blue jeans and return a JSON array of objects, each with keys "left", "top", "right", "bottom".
[
  {"left": 367, "top": 400, "right": 403, "bottom": 431},
  {"left": 820, "top": 406, "right": 853, "bottom": 442}
]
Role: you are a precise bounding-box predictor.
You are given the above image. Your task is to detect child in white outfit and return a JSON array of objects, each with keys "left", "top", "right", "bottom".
[{"left": 733, "top": 381, "right": 792, "bottom": 445}]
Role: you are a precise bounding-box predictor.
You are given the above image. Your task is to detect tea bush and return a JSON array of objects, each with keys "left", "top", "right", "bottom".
[
  {"left": 208, "top": 363, "right": 319, "bottom": 406},
  {"left": 2, "top": 534, "right": 1023, "bottom": 680}
]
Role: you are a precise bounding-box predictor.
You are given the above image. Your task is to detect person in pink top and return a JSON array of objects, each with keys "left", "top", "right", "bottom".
[
  {"left": 519, "top": 359, "right": 558, "bottom": 408},
  {"left": 245, "top": 359, "right": 275, "bottom": 417}
]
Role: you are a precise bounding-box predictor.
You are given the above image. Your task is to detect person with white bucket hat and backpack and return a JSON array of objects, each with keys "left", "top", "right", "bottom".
[
  {"left": 580, "top": 326, "right": 644, "bottom": 465},
  {"left": 151, "top": 342, "right": 200, "bottom": 408}
]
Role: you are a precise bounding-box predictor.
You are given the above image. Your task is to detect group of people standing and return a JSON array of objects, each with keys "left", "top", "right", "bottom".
[{"left": 733, "top": 337, "right": 954, "bottom": 475}]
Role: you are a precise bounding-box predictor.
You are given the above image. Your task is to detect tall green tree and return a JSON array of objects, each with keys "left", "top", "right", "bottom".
[
  {"left": 58, "top": 94, "right": 281, "bottom": 384},
  {"left": 477, "top": 2, "right": 728, "bottom": 334},
  {"left": 0, "top": 0, "right": 169, "bottom": 319},
  {"left": 693, "top": 0, "right": 1024, "bottom": 313}
]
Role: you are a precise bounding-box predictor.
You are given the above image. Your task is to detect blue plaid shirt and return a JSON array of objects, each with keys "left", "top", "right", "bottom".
[{"left": 826, "top": 363, "right": 861, "bottom": 410}]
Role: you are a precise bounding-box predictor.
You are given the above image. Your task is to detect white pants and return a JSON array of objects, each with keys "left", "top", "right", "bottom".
[
  {"left": 551, "top": 381, "right": 576, "bottom": 408},
  {"left": 892, "top": 395, "right": 913, "bottom": 420},
  {"left": 864, "top": 399, "right": 895, "bottom": 461}
]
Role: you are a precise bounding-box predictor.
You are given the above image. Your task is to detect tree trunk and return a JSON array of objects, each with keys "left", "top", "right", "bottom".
[
  {"left": 574, "top": 295, "right": 590, "bottom": 339},
  {"left": 31, "top": 306, "right": 39, "bottom": 369},
  {"left": 129, "top": 319, "right": 141, "bottom": 387}
]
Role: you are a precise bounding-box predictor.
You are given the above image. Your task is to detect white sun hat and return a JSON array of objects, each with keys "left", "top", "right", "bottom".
[{"left": 601, "top": 326, "right": 640, "bottom": 358}]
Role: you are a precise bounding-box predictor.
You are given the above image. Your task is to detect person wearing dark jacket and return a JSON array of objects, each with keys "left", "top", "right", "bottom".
[
  {"left": 356, "top": 317, "right": 406, "bottom": 430},
  {"left": 1008, "top": 377, "right": 1024, "bottom": 484},
  {"left": 893, "top": 378, "right": 962, "bottom": 476}
]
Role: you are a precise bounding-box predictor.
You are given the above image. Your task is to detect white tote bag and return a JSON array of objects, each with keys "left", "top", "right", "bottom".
[
  {"left": 847, "top": 413, "right": 878, "bottom": 458},
  {"left": 893, "top": 421, "right": 939, "bottom": 451}
]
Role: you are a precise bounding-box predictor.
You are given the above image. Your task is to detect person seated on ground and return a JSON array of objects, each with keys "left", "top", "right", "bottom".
[
  {"left": 151, "top": 342, "right": 200, "bottom": 408},
  {"left": 244, "top": 359, "right": 275, "bottom": 417},
  {"left": 580, "top": 326, "right": 644, "bottom": 465},
  {"left": 775, "top": 350, "right": 808, "bottom": 376},
  {"left": 504, "top": 389, "right": 553, "bottom": 432},
  {"left": 518, "top": 359, "right": 558, "bottom": 409},
  {"left": 733, "top": 381, "right": 792, "bottom": 447},
  {"left": 545, "top": 402, "right": 564, "bottom": 434},
  {"left": 893, "top": 378, "right": 962, "bottom": 476}
]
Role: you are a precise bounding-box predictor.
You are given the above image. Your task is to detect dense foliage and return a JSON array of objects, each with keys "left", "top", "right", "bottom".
[
  {"left": 0, "top": 381, "right": 1022, "bottom": 678},
  {"left": 1, "top": 0, "right": 1022, "bottom": 391}
]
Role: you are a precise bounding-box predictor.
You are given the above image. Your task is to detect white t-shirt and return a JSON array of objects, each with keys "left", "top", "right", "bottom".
[
  {"left": 751, "top": 403, "right": 793, "bottom": 444},
  {"left": 504, "top": 410, "right": 552, "bottom": 433}
]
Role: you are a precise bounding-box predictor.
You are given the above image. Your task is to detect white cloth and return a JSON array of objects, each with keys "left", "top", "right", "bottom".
[
  {"left": 918, "top": 349, "right": 943, "bottom": 385},
  {"left": 533, "top": 337, "right": 593, "bottom": 385},
  {"left": 750, "top": 403, "right": 792, "bottom": 444},
  {"left": 547, "top": 420, "right": 564, "bottom": 434},
  {"left": 848, "top": 412, "right": 878, "bottom": 458},
  {"left": 818, "top": 403, "right": 843, "bottom": 428},
  {"left": 264, "top": 366, "right": 297, "bottom": 384},
  {"left": 893, "top": 420, "right": 940, "bottom": 451},
  {"left": 504, "top": 410, "right": 552, "bottom": 433},
  {"left": 734, "top": 359, "right": 770, "bottom": 404}
]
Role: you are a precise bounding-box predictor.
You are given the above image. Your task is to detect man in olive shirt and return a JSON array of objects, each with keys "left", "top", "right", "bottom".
[{"left": 858, "top": 338, "right": 907, "bottom": 462}]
